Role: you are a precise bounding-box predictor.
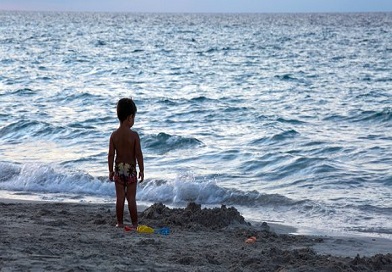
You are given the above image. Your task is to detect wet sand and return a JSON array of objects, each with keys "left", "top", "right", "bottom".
[{"left": 0, "top": 200, "right": 391, "bottom": 271}]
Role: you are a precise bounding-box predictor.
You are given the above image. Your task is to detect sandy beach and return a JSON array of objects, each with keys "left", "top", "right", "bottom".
[{"left": 0, "top": 200, "right": 391, "bottom": 272}]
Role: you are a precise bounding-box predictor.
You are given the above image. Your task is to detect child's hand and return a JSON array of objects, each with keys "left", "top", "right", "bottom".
[
  {"left": 109, "top": 171, "right": 114, "bottom": 181},
  {"left": 138, "top": 171, "right": 144, "bottom": 183}
]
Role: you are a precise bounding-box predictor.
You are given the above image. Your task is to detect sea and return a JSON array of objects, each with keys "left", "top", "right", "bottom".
[{"left": 0, "top": 11, "right": 391, "bottom": 239}]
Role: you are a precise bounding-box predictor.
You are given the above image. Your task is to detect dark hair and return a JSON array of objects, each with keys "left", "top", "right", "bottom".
[{"left": 117, "top": 98, "right": 137, "bottom": 122}]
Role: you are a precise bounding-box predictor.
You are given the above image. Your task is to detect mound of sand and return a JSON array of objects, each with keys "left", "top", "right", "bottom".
[{"left": 141, "top": 202, "right": 250, "bottom": 230}]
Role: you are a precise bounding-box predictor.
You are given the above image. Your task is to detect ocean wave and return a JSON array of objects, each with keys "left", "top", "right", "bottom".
[
  {"left": 10, "top": 88, "right": 37, "bottom": 96},
  {"left": 276, "top": 117, "right": 306, "bottom": 125},
  {"left": 324, "top": 108, "right": 392, "bottom": 124},
  {"left": 157, "top": 98, "right": 179, "bottom": 106},
  {"left": 349, "top": 107, "right": 392, "bottom": 123},
  {"left": 0, "top": 120, "right": 60, "bottom": 139},
  {"left": 57, "top": 92, "right": 102, "bottom": 104},
  {"left": 0, "top": 162, "right": 112, "bottom": 196},
  {"left": 138, "top": 176, "right": 298, "bottom": 207},
  {"left": 250, "top": 129, "right": 299, "bottom": 146},
  {"left": 190, "top": 96, "right": 216, "bottom": 103},
  {"left": 0, "top": 162, "right": 20, "bottom": 182},
  {"left": 0, "top": 121, "right": 30, "bottom": 138},
  {"left": 274, "top": 74, "right": 299, "bottom": 81},
  {"left": 0, "top": 161, "right": 300, "bottom": 208},
  {"left": 157, "top": 96, "right": 216, "bottom": 106},
  {"left": 0, "top": 162, "right": 299, "bottom": 208},
  {"left": 143, "top": 132, "right": 203, "bottom": 154},
  {"left": 271, "top": 129, "right": 300, "bottom": 141}
]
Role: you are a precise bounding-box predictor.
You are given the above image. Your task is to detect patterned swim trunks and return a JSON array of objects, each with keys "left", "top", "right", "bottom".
[{"left": 114, "top": 162, "right": 137, "bottom": 186}]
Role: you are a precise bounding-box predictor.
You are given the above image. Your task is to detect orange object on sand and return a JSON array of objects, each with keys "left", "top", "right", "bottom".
[{"left": 245, "top": 236, "right": 257, "bottom": 244}]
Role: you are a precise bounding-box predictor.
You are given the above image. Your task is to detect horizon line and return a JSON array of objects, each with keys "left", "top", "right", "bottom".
[{"left": 1, "top": 9, "right": 392, "bottom": 14}]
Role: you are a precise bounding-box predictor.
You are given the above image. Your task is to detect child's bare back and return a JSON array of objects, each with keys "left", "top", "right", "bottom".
[{"left": 110, "top": 127, "right": 138, "bottom": 166}]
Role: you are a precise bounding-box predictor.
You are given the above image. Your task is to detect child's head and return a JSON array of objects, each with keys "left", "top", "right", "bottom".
[{"left": 117, "top": 98, "right": 137, "bottom": 123}]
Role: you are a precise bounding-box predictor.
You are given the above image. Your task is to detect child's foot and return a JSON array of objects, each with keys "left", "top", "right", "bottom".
[
  {"left": 124, "top": 225, "right": 135, "bottom": 231},
  {"left": 116, "top": 223, "right": 124, "bottom": 228}
]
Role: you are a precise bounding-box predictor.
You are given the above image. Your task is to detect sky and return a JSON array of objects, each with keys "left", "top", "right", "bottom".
[{"left": 1, "top": 0, "right": 392, "bottom": 13}]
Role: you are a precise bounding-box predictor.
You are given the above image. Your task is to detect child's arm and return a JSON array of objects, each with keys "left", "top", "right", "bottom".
[
  {"left": 135, "top": 133, "right": 144, "bottom": 182},
  {"left": 108, "top": 134, "right": 115, "bottom": 181}
]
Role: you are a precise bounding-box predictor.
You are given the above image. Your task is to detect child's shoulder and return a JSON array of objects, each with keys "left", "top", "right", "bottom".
[
  {"left": 129, "top": 129, "right": 140, "bottom": 138},
  {"left": 110, "top": 129, "right": 120, "bottom": 136}
]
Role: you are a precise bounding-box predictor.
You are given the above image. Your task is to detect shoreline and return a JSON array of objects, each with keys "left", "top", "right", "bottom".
[
  {"left": 1, "top": 199, "right": 391, "bottom": 271},
  {"left": 2, "top": 196, "right": 390, "bottom": 242}
]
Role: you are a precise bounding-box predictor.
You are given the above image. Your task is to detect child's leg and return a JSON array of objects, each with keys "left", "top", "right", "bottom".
[
  {"left": 115, "top": 182, "right": 126, "bottom": 227},
  {"left": 126, "top": 182, "right": 138, "bottom": 227}
]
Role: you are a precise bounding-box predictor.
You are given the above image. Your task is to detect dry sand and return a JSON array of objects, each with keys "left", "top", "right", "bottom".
[{"left": 0, "top": 200, "right": 391, "bottom": 271}]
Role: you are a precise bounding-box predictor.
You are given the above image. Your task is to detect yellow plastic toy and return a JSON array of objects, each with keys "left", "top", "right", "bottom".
[{"left": 137, "top": 225, "right": 154, "bottom": 234}]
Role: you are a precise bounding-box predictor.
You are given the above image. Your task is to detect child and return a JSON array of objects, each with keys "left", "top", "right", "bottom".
[{"left": 108, "top": 98, "right": 144, "bottom": 228}]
